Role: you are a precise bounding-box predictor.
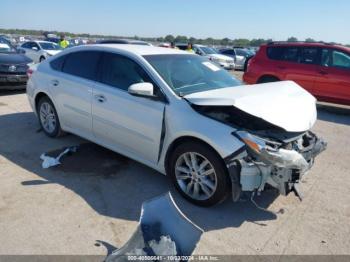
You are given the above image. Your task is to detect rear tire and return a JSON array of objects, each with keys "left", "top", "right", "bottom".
[
  {"left": 257, "top": 76, "right": 279, "bottom": 84},
  {"left": 168, "top": 141, "right": 230, "bottom": 207},
  {"left": 37, "top": 96, "right": 64, "bottom": 138}
]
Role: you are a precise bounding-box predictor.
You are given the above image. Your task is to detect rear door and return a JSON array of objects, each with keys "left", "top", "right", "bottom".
[
  {"left": 50, "top": 51, "right": 101, "bottom": 139},
  {"left": 268, "top": 46, "right": 318, "bottom": 93},
  {"left": 314, "top": 48, "right": 350, "bottom": 104},
  {"left": 92, "top": 52, "right": 165, "bottom": 165}
]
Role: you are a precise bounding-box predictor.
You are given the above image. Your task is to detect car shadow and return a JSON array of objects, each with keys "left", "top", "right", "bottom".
[
  {"left": 0, "top": 89, "right": 26, "bottom": 96},
  {"left": 317, "top": 103, "right": 350, "bottom": 126},
  {"left": 0, "top": 111, "right": 278, "bottom": 233}
]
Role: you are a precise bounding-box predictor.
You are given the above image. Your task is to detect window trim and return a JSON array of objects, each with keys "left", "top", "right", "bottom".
[
  {"left": 96, "top": 51, "right": 168, "bottom": 103},
  {"left": 60, "top": 50, "right": 102, "bottom": 82}
]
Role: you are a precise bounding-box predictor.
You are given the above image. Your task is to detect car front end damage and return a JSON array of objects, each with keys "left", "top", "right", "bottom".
[{"left": 226, "top": 130, "right": 327, "bottom": 200}]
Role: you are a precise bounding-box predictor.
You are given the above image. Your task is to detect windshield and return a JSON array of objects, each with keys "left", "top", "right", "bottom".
[
  {"left": 0, "top": 42, "right": 16, "bottom": 53},
  {"left": 39, "top": 42, "right": 61, "bottom": 50},
  {"left": 144, "top": 54, "right": 241, "bottom": 96},
  {"left": 199, "top": 46, "right": 218, "bottom": 55},
  {"left": 235, "top": 49, "right": 250, "bottom": 56}
]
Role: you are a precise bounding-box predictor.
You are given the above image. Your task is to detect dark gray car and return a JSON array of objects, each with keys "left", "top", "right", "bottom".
[{"left": 0, "top": 37, "right": 32, "bottom": 90}]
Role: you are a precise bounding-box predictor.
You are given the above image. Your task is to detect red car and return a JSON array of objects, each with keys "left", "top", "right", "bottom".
[{"left": 243, "top": 42, "right": 350, "bottom": 105}]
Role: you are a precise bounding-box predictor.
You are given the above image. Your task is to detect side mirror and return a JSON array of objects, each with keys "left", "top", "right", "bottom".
[
  {"left": 32, "top": 47, "right": 39, "bottom": 51},
  {"left": 128, "top": 82, "right": 154, "bottom": 97}
]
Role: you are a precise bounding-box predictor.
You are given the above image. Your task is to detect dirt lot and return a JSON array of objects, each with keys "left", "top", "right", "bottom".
[{"left": 0, "top": 76, "right": 350, "bottom": 256}]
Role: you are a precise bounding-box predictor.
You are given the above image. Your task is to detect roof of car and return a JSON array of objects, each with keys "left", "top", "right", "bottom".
[
  {"left": 264, "top": 41, "right": 350, "bottom": 51},
  {"left": 91, "top": 44, "right": 189, "bottom": 55},
  {"left": 35, "top": 40, "right": 57, "bottom": 44}
]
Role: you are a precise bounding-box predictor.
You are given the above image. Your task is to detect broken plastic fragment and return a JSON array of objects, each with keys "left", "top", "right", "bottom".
[
  {"left": 40, "top": 146, "right": 78, "bottom": 169},
  {"left": 149, "top": 235, "right": 177, "bottom": 256},
  {"left": 106, "top": 193, "right": 203, "bottom": 262}
]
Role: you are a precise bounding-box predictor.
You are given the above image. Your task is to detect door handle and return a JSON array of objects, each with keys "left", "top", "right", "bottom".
[
  {"left": 51, "top": 79, "right": 59, "bottom": 86},
  {"left": 94, "top": 94, "right": 107, "bottom": 103},
  {"left": 318, "top": 71, "right": 328, "bottom": 75},
  {"left": 277, "top": 66, "right": 286, "bottom": 70}
]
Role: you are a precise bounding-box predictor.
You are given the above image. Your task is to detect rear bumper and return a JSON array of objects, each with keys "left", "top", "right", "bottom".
[
  {"left": 242, "top": 71, "right": 256, "bottom": 84},
  {"left": 0, "top": 74, "right": 28, "bottom": 90}
]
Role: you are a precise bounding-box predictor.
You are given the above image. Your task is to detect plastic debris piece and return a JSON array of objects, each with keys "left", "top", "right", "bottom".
[
  {"left": 40, "top": 146, "right": 78, "bottom": 169},
  {"left": 149, "top": 235, "right": 177, "bottom": 256},
  {"left": 106, "top": 192, "right": 203, "bottom": 262}
]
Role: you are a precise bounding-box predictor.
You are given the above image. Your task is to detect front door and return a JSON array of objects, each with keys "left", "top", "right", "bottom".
[
  {"left": 92, "top": 52, "right": 165, "bottom": 165},
  {"left": 313, "top": 48, "right": 350, "bottom": 105}
]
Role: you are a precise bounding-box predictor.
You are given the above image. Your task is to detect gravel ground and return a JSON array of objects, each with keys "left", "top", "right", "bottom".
[{"left": 0, "top": 89, "right": 349, "bottom": 256}]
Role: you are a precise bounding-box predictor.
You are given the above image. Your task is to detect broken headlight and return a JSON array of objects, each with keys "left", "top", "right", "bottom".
[{"left": 234, "top": 131, "right": 309, "bottom": 171}]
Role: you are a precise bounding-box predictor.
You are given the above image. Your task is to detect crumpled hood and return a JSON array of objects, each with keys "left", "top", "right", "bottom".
[
  {"left": 184, "top": 81, "right": 317, "bottom": 132},
  {"left": 207, "top": 54, "right": 234, "bottom": 62},
  {"left": 45, "top": 50, "right": 61, "bottom": 56}
]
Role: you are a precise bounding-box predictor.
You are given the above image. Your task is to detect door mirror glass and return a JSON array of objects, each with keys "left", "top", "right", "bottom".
[
  {"left": 128, "top": 82, "right": 154, "bottom": 97},
  {"left": 32, "top": 46, "right": 39, "bottom": 51}
]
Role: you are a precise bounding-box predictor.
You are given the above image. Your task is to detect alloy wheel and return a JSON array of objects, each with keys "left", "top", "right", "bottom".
[
  {"left": 39, "top": 102, "right": 57, "bottom": 134},
  {"left": 175, "top": 152, "right": 218, "bottom": 201}
]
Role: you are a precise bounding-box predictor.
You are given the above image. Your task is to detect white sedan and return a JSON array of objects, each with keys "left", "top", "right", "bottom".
[
  {"left": 26, "top": 45, "right": 326, "bottom": 206},
  {"left": 19, "top": 40, "right": 62, "bottom": 63}
]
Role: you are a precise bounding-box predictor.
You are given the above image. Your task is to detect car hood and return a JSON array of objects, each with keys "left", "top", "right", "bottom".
[
  {"left": 45, "top": 50, "right": 61, "bottom": 56},
  {"left": 184, "top": 81, "right": 317, "bottom": 132},
  {"left": 0, "top": 52, "right": 32, "bottom": 64},
  {"left": 207, "top": 54, "right": 234, "bottom": 61}
]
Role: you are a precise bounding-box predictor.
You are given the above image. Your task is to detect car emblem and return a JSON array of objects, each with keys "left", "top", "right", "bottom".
[{"left": 8, "top": 65, "right": 17, "bottom": 72}]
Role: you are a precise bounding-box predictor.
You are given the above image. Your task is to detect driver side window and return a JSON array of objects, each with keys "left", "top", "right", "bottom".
[{"left": 99, "top": 52, "right": 157, "bottom": 92}]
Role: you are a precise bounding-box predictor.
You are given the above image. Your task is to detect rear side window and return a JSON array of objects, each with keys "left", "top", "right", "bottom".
[
  {"left": 332, "top": 50, "right": 350, "bottom": 69},
  {"left": 99, "top": 52, "right": 152, "bottom": 91},
  {"left": 62, "top": 51, "right": 100, "bottom": 81},
  {"left": 321, "top": 49, "right": 350, "bottom": 69},
  {"left": 300, "top": 47, "right": 319, "bottom": 64},
  {"left": 267, "top": 46, "right": 299, "bottom": 62},
  {"left": 50, "top": 55, "right": 66, "bottom": 71},
  {"left": 222, "top": 49, "right": 235, "bottom": 55}
]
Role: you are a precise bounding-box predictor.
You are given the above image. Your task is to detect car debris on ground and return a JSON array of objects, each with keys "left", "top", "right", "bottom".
[{"left": 106, "top": 193, "right": 203, "bottom": 261}]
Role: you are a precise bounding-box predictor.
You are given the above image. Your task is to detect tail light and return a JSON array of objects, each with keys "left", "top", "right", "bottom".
[{"left": 27, "top": 68, "right": 33, "bottom": 78}]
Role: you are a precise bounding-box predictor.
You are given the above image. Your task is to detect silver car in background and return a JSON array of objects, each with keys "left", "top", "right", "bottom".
[{"left": 219, "top": 48, "right": 254, "bottom": 71}]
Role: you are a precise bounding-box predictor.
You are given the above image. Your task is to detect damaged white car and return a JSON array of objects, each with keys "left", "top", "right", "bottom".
[{"left": 27, "top": 45, "right": 326, "bottom": 206}]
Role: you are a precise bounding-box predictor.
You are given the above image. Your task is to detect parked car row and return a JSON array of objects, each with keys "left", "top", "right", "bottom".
[{"left": 244, "top": 41, "right": 350, "bottom": 105}]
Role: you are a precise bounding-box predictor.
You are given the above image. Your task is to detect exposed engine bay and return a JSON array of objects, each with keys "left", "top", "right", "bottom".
[{"left": 191, "top": 104, "right": 327, "bottom": 200}]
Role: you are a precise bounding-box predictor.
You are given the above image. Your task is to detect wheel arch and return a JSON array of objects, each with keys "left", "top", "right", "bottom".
[
  {"left": 257, "top": 74, "right": 280, "bottom": 83},
  {"left": 164, "top": 136, "right": 228, "bottom": 175}
]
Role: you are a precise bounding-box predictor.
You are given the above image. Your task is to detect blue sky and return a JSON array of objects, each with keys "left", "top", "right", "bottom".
[{"left": 1, "top": 0, "right": 349, "bottom": 44}]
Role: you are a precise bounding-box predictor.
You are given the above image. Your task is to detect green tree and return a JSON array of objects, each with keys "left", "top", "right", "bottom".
[
  {"left": 189, "top": 37, "right": 196, "bottom": 44},
  {"left": 233, "top": 38, "right": 250, "bottom": 47},
  {"left": 287, "top": 36, "right": 298, "bottom": 42},
  {"left": 305, "top": 38, "right": 316, "bottom": 42},
  {"left": 220, "top": 37, "right": 231, "bottom": 46},
  {"left": 164, "top": 34, "right": 175, "bottom": 43},
  {"left": 175, "top": 35, "right": 188, "bottom": 43}
]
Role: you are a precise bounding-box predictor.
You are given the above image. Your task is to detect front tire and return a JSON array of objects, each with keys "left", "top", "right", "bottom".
[
  {"left": 169, "top": 142, "right": 230, "bottom": 207},
  {"left": 39, "top": 56, "right": 46, "bottom": 62},
  {"left": 37, "top": 96, "right": 64, "bottom": 137}
]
